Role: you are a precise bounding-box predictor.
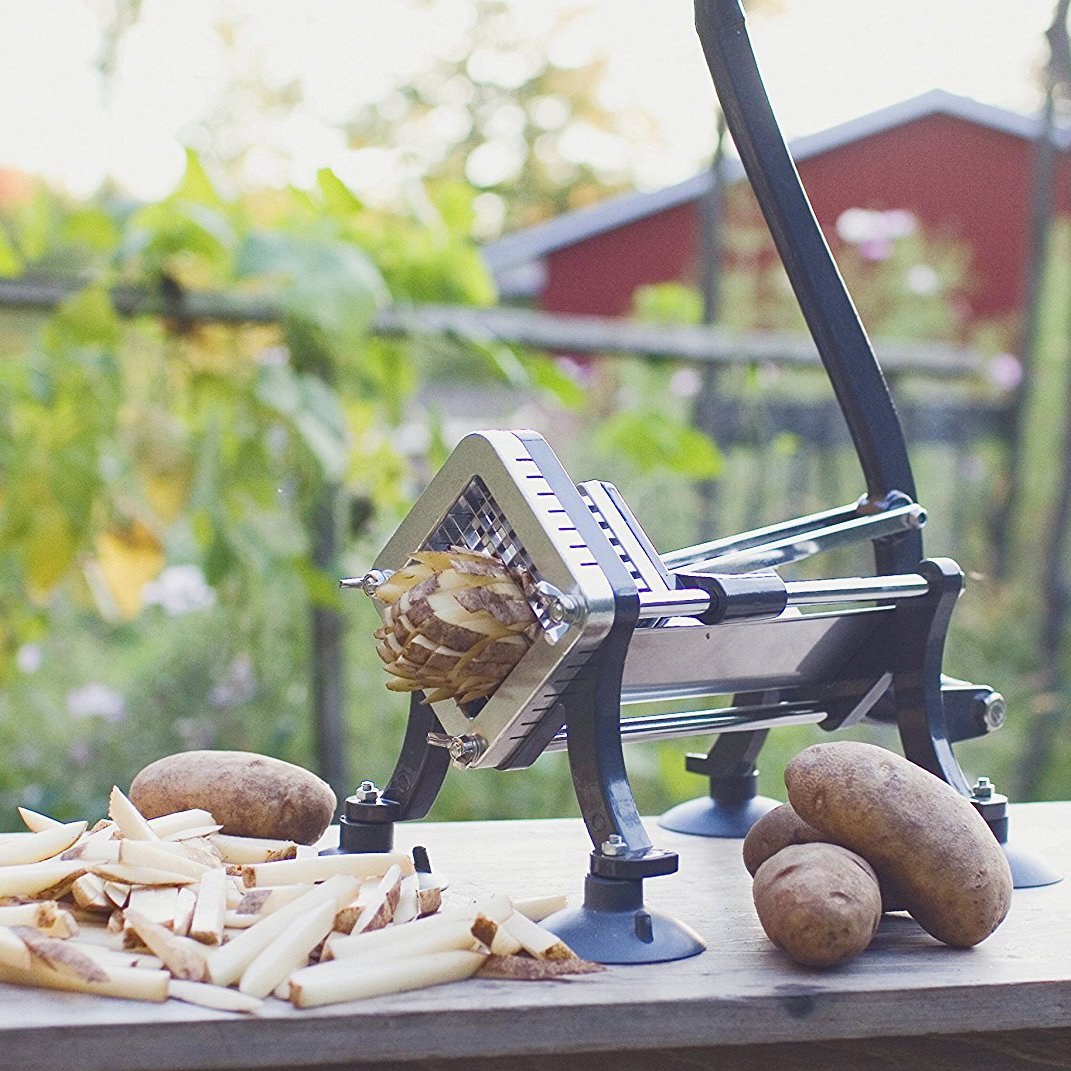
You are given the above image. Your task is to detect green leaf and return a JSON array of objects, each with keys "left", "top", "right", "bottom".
[
  {"left": 317, "top": 169, "right": 363, "bottom": 219},
  {"left": 0, "top": 228, "right": 21, "bottom": 277},
  {"left": 176, "top": 149, "right": 225, "bottom": 207},
  {"left": 524, "top": 354, "right": 586, "bottom": 410},
  {"left": 61, "top": 207, "right": 120, "bottom": 252},
  {"left": 595, "top": 412, "right": 723, "bottom": 479},
  {"left": 295, "top": 559, "right": 344, "bottom": 609},
  {"left": 238, "top": 230, "right": 387, "bottom": 358},
  {"left": 255, "top": 363, "right": 349, "bottom": 482},
  {"left": 43, "top": 286, "right": 120, "bottom": 350}
]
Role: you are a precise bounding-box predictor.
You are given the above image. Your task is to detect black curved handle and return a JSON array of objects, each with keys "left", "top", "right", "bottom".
[{"left": 694, "top": 0, "right": 922, "bottom": 573}]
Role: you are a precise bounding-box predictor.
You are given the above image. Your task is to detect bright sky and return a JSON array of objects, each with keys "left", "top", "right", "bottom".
[{"left": 0, "top": 0, "right": 1057, "bottom": 201}]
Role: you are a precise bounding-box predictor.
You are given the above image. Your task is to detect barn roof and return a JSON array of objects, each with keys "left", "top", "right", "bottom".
[{"left": 484, "top": 89, "right": 1064, "bottom": 294}]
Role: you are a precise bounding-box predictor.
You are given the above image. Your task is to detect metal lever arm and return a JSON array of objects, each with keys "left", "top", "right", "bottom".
[{"left": 693, "top": 0, "right": 921, "bottom": 573}]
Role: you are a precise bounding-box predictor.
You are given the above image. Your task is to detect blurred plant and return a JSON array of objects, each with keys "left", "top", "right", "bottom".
[{"left": 0, "top": 152, "right": 500, "bottom": 821}]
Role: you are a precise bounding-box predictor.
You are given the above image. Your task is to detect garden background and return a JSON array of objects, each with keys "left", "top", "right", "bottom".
[{"left": 1, "top": 0, "right": 1070, "bottom": 828}]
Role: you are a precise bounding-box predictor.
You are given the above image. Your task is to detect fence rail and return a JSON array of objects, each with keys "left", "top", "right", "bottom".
[{"left": 0, "top": 277, "right": 986, "bottom": 379}]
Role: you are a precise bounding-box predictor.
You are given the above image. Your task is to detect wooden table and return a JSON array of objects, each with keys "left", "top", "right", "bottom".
[{"left": 2, "top": 803, "right": 1070, "bottom": 1071}]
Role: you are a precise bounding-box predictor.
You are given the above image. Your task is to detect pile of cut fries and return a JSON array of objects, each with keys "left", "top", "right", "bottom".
[{"left": 0, "top": 787, "right": 597, "bottom": 1012}]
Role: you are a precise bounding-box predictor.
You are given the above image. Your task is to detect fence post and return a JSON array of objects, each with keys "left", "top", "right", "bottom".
[
  {"left": 990, "top": 0, "right": 1070, "bottom": 577},
  {"left": 694, "top": 114, "right": 728, "bottom": 538}
]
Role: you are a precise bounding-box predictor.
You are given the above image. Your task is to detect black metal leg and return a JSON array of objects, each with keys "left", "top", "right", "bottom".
[
  {"left": 893, "top": 559, "right": 1060, "bottom": 887},
  {"left": 659, "top": 700, "right": 781, "bottom": 838},
  {"left": 325, "top": 694, "right": 450, "bottom": 855},
  {"left": 541, "top": 618, "right": 705, "bottom": 963}
]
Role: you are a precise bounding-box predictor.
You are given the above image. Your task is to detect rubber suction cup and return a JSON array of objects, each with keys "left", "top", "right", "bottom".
[
  {"left": 658, "top": 793, "right": 780, "bottom": 838},
  {"left": 1004, "top": 842, "right": 1062, "bottom": 889},
  {"left": 542, "top": 874, "right": 705, "bottom": 965}
]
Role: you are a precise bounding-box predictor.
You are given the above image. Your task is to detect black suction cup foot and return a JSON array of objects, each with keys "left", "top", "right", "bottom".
[
  {"left": 970, "top": 779, "right": 1061, "bottom": 888},
  {"left": 1004, "top": 842, "right": 1062, "bottom": 889},
  {"left": 541, "top": 874, "right": 704, "bottom": 965},
  {"left": 658, "top": 793, "right": 780, "bottom": 838},
  {"left": 320, "top": 783, "right": 399, "bottom": 856}
]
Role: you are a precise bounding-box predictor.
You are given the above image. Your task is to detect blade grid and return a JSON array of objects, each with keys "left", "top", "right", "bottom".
[{"left": 424, "top": 476, "right": 555, "bottom": 631}]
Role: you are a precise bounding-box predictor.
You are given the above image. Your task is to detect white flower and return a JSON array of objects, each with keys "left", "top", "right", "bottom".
[
  {"left": 16, "top": 644, "right": 42, "bottom": 674},
  {"left": 143, "top": 565, "right": 216, "bottom": 616},
  {"left": 66, "top": 683, "right": 127, "bottom": 723},
  {"left": 669, "top": 368, "right": 702, "bottom": 398},
  {"left": 906, "top": 264, "right": 941, "bottom": 296}
]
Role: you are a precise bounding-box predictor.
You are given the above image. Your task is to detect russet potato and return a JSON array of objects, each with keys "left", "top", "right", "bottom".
[
  {"left": 752, "top": 843, "right": 882, "bottom": 968},
  {"left": 784, "top": 741, "right": 1012, "bottom": 947},
  {"left": 130, "top": 751, "right": 336, "bottom": 846}
]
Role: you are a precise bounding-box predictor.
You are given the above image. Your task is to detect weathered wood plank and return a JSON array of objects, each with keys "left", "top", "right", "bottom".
[{"left": 0, "top": 803, "right": 1066, "bottom": 1071}]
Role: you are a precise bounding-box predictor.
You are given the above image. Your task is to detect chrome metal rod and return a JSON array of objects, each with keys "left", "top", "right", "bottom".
[
  {"left": 785, "top": 574, "right": 930, "bottom": 605},
  {"left": 545, "top": 703, "right": 826, "bottom": 752},
  {"left": 672, "top": 504, "right": 926, "bottom": 576},
  {"left": 637, "top": 588, "right": 713, "bottom": 619},
  {"left": 662, "top": 501, "right": 858, "bottom": 570}
]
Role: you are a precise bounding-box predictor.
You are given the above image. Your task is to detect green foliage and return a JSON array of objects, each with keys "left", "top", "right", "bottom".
[{"left": 0, "top": 154, "right": 498, "bottom": 824}]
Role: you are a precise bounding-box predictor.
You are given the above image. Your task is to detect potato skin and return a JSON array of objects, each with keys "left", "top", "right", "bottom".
[
  {"left": 742, "top": 803, "right": 827, "bottom": 877},
  {"left": 743, "top": 802, "right": 905, "bottom": 913},
  {"left": 130, "top": 751, "right": 337, "bottom": 845},
  {"left": 785, "top": 741, "right": 1012, "bottom": 947},
  {"left": 752, "top": 843, "right": 882, "bottom": 968}
]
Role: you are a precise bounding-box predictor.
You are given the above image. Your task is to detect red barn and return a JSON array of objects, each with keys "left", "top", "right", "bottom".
[{"left": 484, "top": 90, "right": 1068, "bottom": 332}]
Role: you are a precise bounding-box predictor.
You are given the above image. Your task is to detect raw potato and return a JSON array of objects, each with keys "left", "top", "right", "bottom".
[
  {"left": 373, "top": 548, "right": 537, "bottom": 706},
  {"left": 742, "top": 802, "right": 904, "bottom": 913},
  {"left": 130, "top": 751, "right": 337, "bottom": 845},
  {"left": 752, "top": 843, "right": 882, "bottom": 968},
  {"left": 742, "top": 803, "right": 828, "bottom": 877},
  {"left": 785, "top": 741, "right": 1013, "bottom": 948}
]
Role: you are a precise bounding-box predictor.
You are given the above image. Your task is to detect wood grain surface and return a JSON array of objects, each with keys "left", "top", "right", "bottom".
[{"left": 0, "top": 802, "right": 1067, "bottom": 1071}]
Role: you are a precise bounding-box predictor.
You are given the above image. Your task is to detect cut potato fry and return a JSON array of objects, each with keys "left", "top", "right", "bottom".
[
  {"left": 513, "top": 894, "right": 568, "bottom": 923},
  {"left": 119, "top": 840, "right": 209, "bottom": 880},
  {"left": 0, "top": 860, "right": 86, "bottom": 899},
  {"left": 239, "top": 898, "right": 337, "bottom": 998},
  {"left": 104, "top": 882, "right": 131, "bottom": 909},
  {"left": 65, "top": 837, "right": 120, "bottom": 864},
  {"left": 208, "top": 834, "right": 298, "bottom": 865},
  {"left": 125, "top": 909, "right": 210, "bottom": 982},
  {"left": 147, "top": 809, "right": 216, "bottom": 838},
  {"left": 242, "top": 852, "right": 412, "bottom": 888},
  {"left": 208, "top": 875, "right": 359, "bottom": 987},
  {"left": 501, "top": 911, "right": 577, "bottom": 961},
  {"left": 393, "top": 876, "right": 419, "bottom": 926},
  {"left": 489, "top": 921, "right": 523, "bottom": 956},
  {"left": 325, "top": 911, "right": 482, "bottom": 964},
  {"left": 72, "top": 874, "right": 111, "bottom": 912},
  {"left": 233, "top": 884, "right": 308, "bottom": 918},
  {"left": 0, "top": 901, "right": 61, "bottom": 929},
  {"left": 351, "top": 864, "right": 402, "bottom": 935},
  {"left": 162, "top": 824, "right": 224, "bottom": 842},
  {"left": 18, "top": 808, "right": 64, "bottom": 833},
  {"left": 91, "top": 863, "right": 197, "bottom": 887},
  {"left": 127, "top": 886, "right": 180, "bottom": 928},
  {"left": 0, "top": 955, "right": 168, "bottom": 1002},
  {"left": 417, "top": 887, "right": 443, "bottom": 918},
  {"left": 290, "top": 949, "right": 485, "bottom": 1008},
  {"left": 0, "top": 925, "right": 32, "bottom": 970},
  {"left": 13, "top": 926, "right": 107, "bottom": 981},
  {"left": 108, "top": 786, "right": 160, "bottom": 842},
  {"left": 0, "top": 821, "right": 86, "bottom": 867},
  {"left": 170, "top": 979, "right": 262, "bottom": 1012},
  {"left": 189, "top": 867, "right": 227, "bottom": 946},
  {"left": 173, "top": 886, "right": 198, "bottom": 937}
]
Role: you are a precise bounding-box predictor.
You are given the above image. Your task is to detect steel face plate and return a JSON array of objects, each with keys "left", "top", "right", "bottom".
[{"left": 372, "top": 431, "right": 618, "bottom": 769}]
